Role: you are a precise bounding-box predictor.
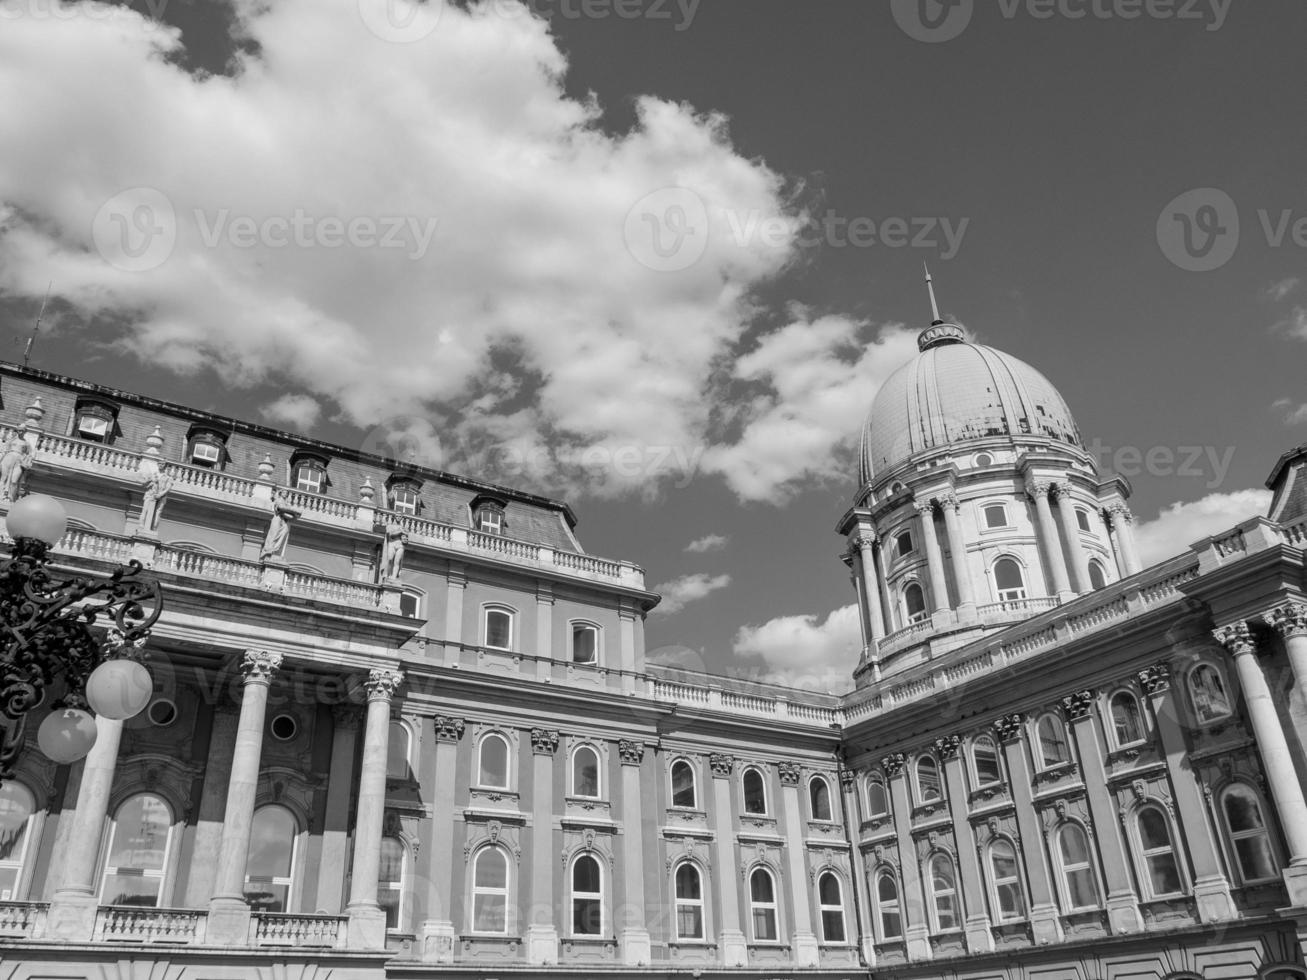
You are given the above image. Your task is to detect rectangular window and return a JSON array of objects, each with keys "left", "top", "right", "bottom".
[
  {"left": 895, "top": 531, "right": 913, "bottom": 557},
  {"left": 77, "top": 415, "right": 109, "bottom": 441},
  {"left": 295, "top": 466, "right": 324, "bottom": 493},
  {"left": 572, "top": 624, "right": 597, "bottom": 664},
  {"left": 191, "top": 441, "right": 221, "bottom": 466},
  {"left": 485, "top": 610, "right": 513, "bottom": 650}
]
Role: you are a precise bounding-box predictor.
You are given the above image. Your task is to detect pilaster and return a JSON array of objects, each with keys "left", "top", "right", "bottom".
[
  {"left": 937, "top": 737, "right": 992, "bottom": 953},
  {"left": 315, "top": 704, "right": 362, "bottom": 913},
  {"left": 883, "top": 753, "right": 931, "bottom": 960},
  {"left": 618, "top": 740, "right": 652, "bottom": 966},
  {"left": 526, "top": 728, "right": 560, "bottom": 965},
  {"left": 708, "top": 754, "right": 748, "bottom": 967},
  {"left": 420, "top": 714, "right": 465, "bottom": 961}
]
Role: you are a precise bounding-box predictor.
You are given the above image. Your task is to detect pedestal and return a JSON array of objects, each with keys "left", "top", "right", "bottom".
[
  {"left": 1192, "top": 873, "right": 1236, "bottom": 922},
  {"left": 1105, "top": 891, "right": 1144, "bottom": 933},
  {"left": 904, "top": 923, "right": 932, "bottom": 960},
  {"left": 346, "top": 903, "right": 388, "bottom": 949},
  {"left": 792, "top": 930, "right": 820, "bottom": 967},
  {"left": 526, "top": 924, "right": 559, "bottom": 965},
  {"left": 964, "top": 913, "right": 994, "bottom": 952},
  {"left": 206, "top": 896, "right": 252, "bottom": 946},
  {"left": 1029, "top": 903, "right": 1063, "bottom": 945},
  {"left": 620, "top": 926, "right": 651, "bottom": 966},
  {"left": 45, "top": 891, "right": 98, "bottom": 942},
  {"left": 719, "top": 927, "right": 748, "bottom": 967},
  {"left": 420, "top": 919, "right": 457, "bottom": 962},
  {"left": 1283, "top": 863, "right": 1307, "bottom": 909}
]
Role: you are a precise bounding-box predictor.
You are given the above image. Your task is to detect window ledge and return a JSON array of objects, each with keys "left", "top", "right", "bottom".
[{"left": 1031, "top": 762, "right": 1077, "bottom": 785}]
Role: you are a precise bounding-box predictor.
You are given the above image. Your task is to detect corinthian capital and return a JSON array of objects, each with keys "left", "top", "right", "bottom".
[
  {"left": 993, "top": 712, "right": 1025, "bottom": 743},
  {"left": 852, "top": 533, "right": 878, "bottom": 551},
  {"left": 434, "top": 715, "right": 466, "bottom": 742},
  {"left": 1213, "top": 621, "right": 1256, "bottom": 658},
  {"left": 881, "top": 752, "right": 906, "bottom": 777},
  {"left": 1105, "top": 503, "right": 1134, "bottom": 526},
  {"left": 936, "top": 492, "right": 959, "bottom": 512},
  {"left": 530, "top": 729, "right": 560, "bottom": 754},
  {"left": 364, "top": 667, "right": 404, "bottom": 701},
  {"left": 1060, "top": 690, "right": 1095, "bottom": 720},
  {"left": 913, "top": 499, "right": 937, "bottom": 516},
  {"left": 618, "top": 740, "right": 645, "bottom": 766},
  {"left": 933, "top": 734, "right": 961, "bottom": 759},
  {"left": 1137, "top": 662, "right": 1171, "bottom": 696},
  {"left": 1025, "top": 480, "right": 1052, "bottom": 502},
  {"left": 709, "top": 753, "right": 734, "bottom": 777},
  {"left": 240, "top": 649, "right": 283, "bottom": 683},
  {"left": 1267, "top": 602, "right": 1307, "bottom": 640}
]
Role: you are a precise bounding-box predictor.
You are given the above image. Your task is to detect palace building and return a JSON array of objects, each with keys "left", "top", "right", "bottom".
[{"left": 1, "top": 299, "right": 1306, "bottom": 980}]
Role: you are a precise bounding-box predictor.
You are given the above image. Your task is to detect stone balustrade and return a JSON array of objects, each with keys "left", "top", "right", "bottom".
[
  {"left": 94, "top": 905, "right": 206, "bottom": 944},
  {"left": 251, "top": 912, "right": 346, "bottom": 948},
  {"left": 0, "top": 901, "right": 47, "bottom": 940}
]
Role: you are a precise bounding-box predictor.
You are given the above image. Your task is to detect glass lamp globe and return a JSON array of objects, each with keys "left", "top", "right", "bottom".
[
  {"left": 5, "top": 494, "right": 68, "bottom": 546},
  {"left": 86, "top": 659, "right": 153, "bottom": 721},
  {"left": 37, "top": 707, "right": 98, "bottom": 765}
]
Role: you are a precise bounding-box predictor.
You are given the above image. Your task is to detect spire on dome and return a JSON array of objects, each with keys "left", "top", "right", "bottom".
[
  {"left": 917, "top": 265, "right": 966, "bottom": 351},
  {"left": 924, "top": 262, "right": 943, "bottom": 326}
]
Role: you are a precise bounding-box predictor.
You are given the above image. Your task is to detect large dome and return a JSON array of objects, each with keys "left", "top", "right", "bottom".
[{"left": 859, "top": 325, "right": 1081, "bottom": 486}]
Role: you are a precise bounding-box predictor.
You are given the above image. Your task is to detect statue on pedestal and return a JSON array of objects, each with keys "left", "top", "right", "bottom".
[
  {"left": 260, "top": 491, "right": 301, "bottom": 561},
  {"left": 0, "top": 435, "right": 33, "bottom": 502},
  {"left": 138, "top": 465, "right": 174, "bottom": 533},
  {"left": 382, "top": 523, "right": 408, "bottom": 580}
]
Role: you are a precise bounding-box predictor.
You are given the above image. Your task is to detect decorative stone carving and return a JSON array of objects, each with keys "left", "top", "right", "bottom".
[
  {"left": 434, "top": 715, "right": 466, "bottom": 742},
  {"left": 0, "top": 434, "right": 33, "bottom": 502},
  {"left": 360, "top": 477, "right": 376, "bottom": 504},
  {"left": 933, "top": 735, "right": 961, "bottom": 759},
  {"left": 530, "top": 728, "right": 560, "bottom": 754},
  {"left": 709, "top": 753, "right": 734, "bottom": 777},
  {"left": 1137, "top": 663, "right": 1171, "bottom": 696},
  {"left": 912, "top": 499, "right": 936, "bottom": 516},
  {"left": 259, "top": 490, "right": 301, "bottom": 560},
  {"left": 1267, "top": 602, "right": 1307, "bottom": 640},
  {"left": 853, "top": 533, "right": 878, "bottom": 551},
  {"left": 839, "top": 767, "right": 856, "bottom": 789},
  {"left": 1025, "top": 480, "right": 1052, "bottom": 502},
  {"left": 881, "top": 752, "right": 906, "bottom": 777},
  {"left": 23, "top": 397, "right": 44, "bottom": 431},
  {"left": 993, "top": 713, "right": 1025, "bottom": 743},
  {"left": 1060, "top": 690, "right": 1095, "bottom": 720},
  {"left": 240, "top": 649, "right": 283, "bottom": 683},
  {"left": 137, "top": 463, "right": 174, "bottom": 532},
  {"left": 1213, "top": 621, "right": 1256, "bottom": 657},
  {"left": 364, "top": 667, "right": 404, "bottom": 701},
  {"left": 1104, "top": 502, "right": 1134, "bottom": 526},
  {"left": 936, "top": 492, "right": 959, "bottom": 512},
  {"left": 618, "top": 740, "right": 644, "bottom": 766},
  {"left": 381, "top": 523, "right": 408, "bottom": 581},
  {"left": 257, "top": 453, "right": 275, "bottom": 481},
  {"left": 777, "top": 761, "right": 800, "bottom": 785}
]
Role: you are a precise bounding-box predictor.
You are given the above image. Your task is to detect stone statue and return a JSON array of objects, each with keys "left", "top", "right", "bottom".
[
  {"left": 259, "top": 491, "right": 301, "bottom": 561},
  {"left": 382, "top": 523, "right": 408, "bottom": 580},
  {"left": 138, "top": 465, "right": 174, "bottom": 533},
  {"left": 0, "top": 435, "right": 33, "bottom": 502}
]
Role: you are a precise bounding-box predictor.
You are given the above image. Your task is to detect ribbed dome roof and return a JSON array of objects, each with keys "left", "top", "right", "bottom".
[{"left": 859, "top": 328, "right": 1081, "bottom": 486}]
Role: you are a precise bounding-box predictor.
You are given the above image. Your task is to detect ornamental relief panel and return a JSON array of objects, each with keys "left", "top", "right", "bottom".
[
  {"left": 738, "top": 840, "right": 785, "bottom": 881},
  {"left": 561, "top": 825, "right": 615, "bottom": 871},
  {"left": 254, "top": 765, "right": 323, "bottom": 830},
  {"left": 860, "top": 840, "right": 900, "bottom": 872},
  {"left": 463, "top": 818, "right": 522, "bottom": 866},
  {"left": 972, "top": 812, "right": 1021, "bottom": 852},
  {"left": 1196, "top": 750, "right": 1268, "bottom": 802},
  {"left": 1113, "top": 774, "right": 1175, "bottom": 819},
  {"left": 1035, "top": 790, "right": 1091, "bottom": 837},
  {"left": 912, "top": 826, "right": 958, "bottom": 862},
  {"left": 664, "top": 832, "right": 713, "bottom": 877}
]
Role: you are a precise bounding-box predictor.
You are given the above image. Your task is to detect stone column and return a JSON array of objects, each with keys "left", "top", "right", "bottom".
[
  {"left": 1137, "top": 663, "right": 1235, "bottom": 922},
  {"left": 1060, "top": 691, "right": 1142, "bottom": 933},
  {"left": 855, "top": 535, "right": 888, "bottom": 642},
  {"left": 845, "top": 552, "right": 873, "bottom": 651},
  {"left": 617, "top": 741, "right": 652, "bottom": 965},
  {"left": 936, "top": 736, "right": 991, "bottom": 953},
  {"left": 875, "top": 539, "right": 895, "bottom": 633},
  {"left": 1107, "top": 504, "right": 1142, "bottom": 575},
  {"left": 420, "top": 716, "right": 465, "bottom": 961},
  {"left": 708, "top": 754, "right": 747, "bottom": 967},
  {"left": 838, "top": 768, "right": 877, "bottom": 966},
  {"left": 1027, "top": 482, "right": 1073, "bottom": 601},
  {"left": 938, "top": 494, "right": 976, "bottom": 618},
  {"left": 315, "top": 704, "right": 362, "bottom": 913},
  {"left": 526, "top": 728, "right": 559, "bottom": 965},
  {"left": 778, "top": 763, "right": 819, "bottom": 966},
  {"left": 1103, "top": 508, "right": 1130, "bottom": 578},
  {"left": 1215, "top": 622, "right": 1307, "bottom": 905},
  {"left": 882, "top": 753, "right": 930, "bottom": 960},
  {"left": 207, "top": 650, "right": 283, "bottom": 946},
  {"left": 1268, "top": 603, "right": 1307, "bottom": 713},
  {"left": 1052, "top": 484, "right": 1091, "bottom": 594},
  {"left": 46, "top": 714, "right": 125, "bottom": 941},
  {"left": 992, "top": 714, "right": 1062, "bottom": 944},
  {"left": 346, "top": 667, "right": 405, "bottom": 949},
  {"left": 915, "top": 500, "right": 950, "bottom": 616}
]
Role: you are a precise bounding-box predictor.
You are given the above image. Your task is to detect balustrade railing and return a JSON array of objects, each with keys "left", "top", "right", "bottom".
[
  {"left": 54, "top": 527, "right": 134, "bottom": 563},
  {"left": 154, "top": 546, "right": 264, "bottom": 587},
  {"left": 0, "top": 901, "right": 46, "bottom": 939},
  {"left": 95, "top": 905, "right": 205, "bottom": 944},
  {"left": 283, "top": 569, "right": 385, "bottom": 607},
  {"left": 251, "top": 911, "right": 345, "bottom": 947}
]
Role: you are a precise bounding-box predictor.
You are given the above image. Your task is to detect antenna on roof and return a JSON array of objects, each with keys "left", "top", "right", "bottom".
[
  {"left": 22, "top": 282, "right": 52, "bottom": 368},
  {"left": 924, "top": 263, "right": 943, "bottom": 326}
]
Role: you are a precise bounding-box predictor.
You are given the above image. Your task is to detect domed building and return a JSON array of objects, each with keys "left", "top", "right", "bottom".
[{"left": 839, "top": 278, "right": 1143, "bottom": 686}]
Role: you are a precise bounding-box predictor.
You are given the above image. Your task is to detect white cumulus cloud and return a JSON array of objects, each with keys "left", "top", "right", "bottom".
[
  {"left": 1133, "top": 489, "right": 1272, "bottom": 567},
  {"left": 652, "top": 573, "right": 732, "bottom": 615},
  {"left": 261, "top": 393, "right": 322, "bottom": 432},
  {"left": 732, "top": 603, "right": 860, "bottom": 694},
  {"left": 684, "top": 533, "right": 728, "bottom": 553}
]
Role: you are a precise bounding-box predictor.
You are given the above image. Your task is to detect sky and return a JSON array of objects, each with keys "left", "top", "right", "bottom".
[{"left": 1, "top": 0, "right": 1304, "bottom": 693}]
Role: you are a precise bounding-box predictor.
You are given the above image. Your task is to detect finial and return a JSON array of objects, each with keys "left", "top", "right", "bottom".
[{"left": 924, "top": 262, "right": 943, "bottom": 326}]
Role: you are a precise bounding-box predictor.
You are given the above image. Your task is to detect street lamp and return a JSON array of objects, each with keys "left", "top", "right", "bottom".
[{"left": 0, "top": 493, "right": 163, "bottom": 778}]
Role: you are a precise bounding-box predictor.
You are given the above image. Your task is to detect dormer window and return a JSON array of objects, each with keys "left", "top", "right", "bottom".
[
  {"left": 73, "top": 399, "right": 118, "bottom": 444},
  {"left": 186, "top": 428, "right": 228, "bottom": 469},
  {"left": 290, "top": 453, "right": 329, "bottom": 494},
  {"left": 387, "top": 477, "right": 422, "bottom": 516},
  {"left": 470, "top": 495, "right": 507, "bottom": 536}
]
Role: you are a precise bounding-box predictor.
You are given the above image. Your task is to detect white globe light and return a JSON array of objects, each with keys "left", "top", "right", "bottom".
[
  {"left": 37, "top": 708, "right": 98, "bottom": 765},
  {"left": 85, "top": 659, "right": 153, "bottom": 721},
  {"left": 5, "top": 493, "right": 68, "bottom": 546}
]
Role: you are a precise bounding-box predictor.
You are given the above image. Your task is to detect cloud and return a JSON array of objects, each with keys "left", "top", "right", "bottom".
[
  {"left": 651, "top": 573, "right": 732, "bottom": 615},
  {"left": 732, "top": 603, "right": 860, "bottom": 694},
  {"left": 684, "top": 533, "right": 728, "bottom": 553},
  {"left": 1271, "top": 307, "right": 1307, "bottom": 341},
  {"left": 1133, "top": 489, "right": 1272, "bottom": 566},
  {"left": 1273, "top": 398, "right": 1307, "bottom": 426},
  {"left": 1265, "top": 278, "right": 1301, "bottom": 302},
  {"left": 261, "top": 393, "right": 322, "bottom": 432}
]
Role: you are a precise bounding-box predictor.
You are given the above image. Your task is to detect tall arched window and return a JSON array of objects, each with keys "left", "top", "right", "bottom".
[
  {"left": 483, "top": 606, "right": 514, "bottom": 651},
  {"left": 916, "top": 755, "right": 942, "bottom": 804},
  {"left": 810, "top": 776, "right": 832, "bottom": 821},
  {"left": 1111, "top": 692, "right": 1145, "bottom": 746},
  {"left": 993, "top": 558, "right": 1027, "bottom": 601},
  {"left": 387, "top": 721, "right": 413, "bottom": 781},
  {"left": 671, "top": 760, "right": 697, "bottom": 808},
  {"left": 245, "top": 804, "right": 298, "bottom": 912},
  {"left": 743, "top": 767, "right": 768, "bottom": 814},
  {"left": 472, "top": 847, "right": 510, "bottom": 934},
  {"left": 987, "top": 839, "right": 1025, "bottom": 921},
  {"left": 571, "top": 854, "right": 604, "bottom": 936},
  {"left": 1087, "top": 558, "right": 1108, "bottom": 590},
  {"left": 479, "top": 733, "right": 510, "bottom": 789},
  {"left": 972, "top": 735, "right": 1002, "bottom": 788},
  {"left": 1189, "top": 664, "right": 1233, "bottom": 724},
  {"left": 1221, "top": 784, "right": 1277, "bottom": 883},
  {"left": 1056, "top": 823, "right": 1098, "bottom": 910},
  {"left": 927, "top": 853, "right": 959, "bottom": 931},
  {"left": 0, "top": 782, "right": 36, "bottom": 901},
  {"left": 866, "top": 776, "right": 890, "bottom": 819},
  {"left": 904, "top": 583, "right": 927, "bottom": 624},
  {"left": 100, "top": 793, "right": 174, "bottom": 907},
  {"left": 379, "top": 836, "right": 409, "bottom": 930},
  {"left": 1136, "top": 805, "right": 1182, "bottom": 897},
  {"left": 573, "top": 745, "right": 600, "bottom": 799},
  {"left": 674, "top": 862, "right": 705, "bottom": 940},
  {"left": 1036, "top": 713, "right": 1070, "bottom": 768},
  {"left": 875, "top": 869, "right": 903, "bottom": 939},
  {"left": 818, "top": 872, "right": 847, "bottom": 942},
  {"left": 749, "top": 867, "right": 778, "bottom": 941}
]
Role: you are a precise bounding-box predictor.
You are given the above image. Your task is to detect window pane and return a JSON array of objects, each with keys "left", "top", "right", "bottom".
[
  {"left": 974, "top": 738, "right": 1001, "bottom": 785},
  {"left": 810, "top": 779, "right": 831, "bottom": 820},
  {"left": 473, "top": 894, "right": 506, "bottom": 932},
  {"left": 486, "top": 610, "right": 511, "bottom": 649},
  {"left": 917, "top": 757, "right": 941, "bottom": 802},
  {"left": 572, "top": 626, "right": 597, "bottom": 664},
  {"left": 819, "top": 873, "right": 841, "bottom": 905},
  {"left": 867, "top": 780, "right": 889, "bottom": 817},
  {"left": 573, "top": 856, "right": 600, "bottom": 892},
  {"left": 877, "top": 873, "right": 897, "bottom": 903},
  {"left": 107, "top": 795, "right": 171, "bottom": 871},
  {"left": 1147, "top": 853, "right": 1181, "bottom": 895},
  {"left": 380, "top": 837, "right": 405, "bottom": 886},
  {"left": 744, "top": 769, "right": 767, "bottom": 813},
  {"left": 1060, "top": 825, "right": 1090, "bottom": 864},
  {"left": 1225, "top": 790, "right": 1264, "bottom": 832},
  {"left": 677, "top": 905, "right": 703, "bottom": 939},
  {"left": 994, "top": 559, "right": 1024, "bottom": 591},
  {"left": 675, "top": 864, "right": 700, "bottom": 900},
  {"left": 984, "top": 505, "right": 1006, "bottom": 528},
  {"left": 750, "top": 869, "right": 774, "bottom": 902},
  {"left": 247, "top": 806, "right": 296, "bottom": 878},
  {"left": 822, "top": 908, "right": 846, "bottom": 942},
  {"left": 0, "top": 784, "right": 34, "bottom": 864},
  {"left": 387, "top": 722, "right": 411, "bottom": 780},
  {"left": 573, "top": 897, "right": 602, "bottom": 935},
  {"left": 574, "top": 748, "right": 599, "bottom": 797},
  {"left": 1112, "top": 694, "right": 1143, "bottom": 744},
  {"left": 1191, "top": 665, "right": 1232, "bottom": 722},
  {"left": 753, "top": 906, "right": 777, "bottom": 941},
  {"left": 475, "top": 849, "right": 507, "bottom": 888},
  {"left": 480, "top": 736, "right": 508, "bottom": 787},
  {"left": 1039, "top": 716, "right": 1068, "bottom": 766},
  {"left": 671, "top": 762, "right": 696, "bottom": 808},
  {"left": 905, "top": 584, "right": 926, "bottom": 617},
  {"left": 1234, "top": 836, "right": 1277, "bottom": 881},
  {"left": 882, "top": 909, "right": 902, "bottom": 938},
  {"left": 1088, "top": 560, "right": 1107, "bottom": 589},
  {"left": 1138, "top": 808, "right": 1170, "bottom": 849},
  {"left": 102, "top": 874, "right": 162, "bottom": 907}
]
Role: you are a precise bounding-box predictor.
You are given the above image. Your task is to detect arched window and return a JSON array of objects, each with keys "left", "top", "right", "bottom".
[
  {"left": 674, "top": 862, "right": 705, "bottom": 940},
  {"left": 479, "top": 733, "right": 510, "bottom": 789},
  {"left": 571, "top": 854, "right": 603, "bottom": 936},
  {"left": 1036, "top": 714, "right": 1070, "bottom": 767},
  {"left": 472, "top": 847, "right": 510, "bottom": 933},
  {"left": 993, "top": 557, "right": 1027, "bottom": 601},
  {"left": 927, "top": 853, "right": 959, "bottom": 931},
  {"left": 1057, "top": 823, "right": 1098, "bottom": 910},
  {"left": 1136, "top": 805, "right": 1183, "bottom": 897},
  {"left": 245, "top": 804, "right": 297, "bottom": 912},
  {"left": 810, "top": 776, "right": 832, "bottom": 821},
  {"left": 573, "top": 745, "right": 600, "bottom": 799},
  {"left": 875, "top": 869, "right": 903, "bottom": 939},
  {"left": 982, "top": 503, "right": 1009, "bottom": 529},
  {"left": 818, "top": 872, "right": 846, "bottom": 942},
  {"left": 866, "top": 776, "right": 890, "bottom": 819},
  {"left": 387, "top": 721, "right": 412, "bottom": 781},
  {"left": 749, "top": 867, "right": 778, "bottom": 941},
  {"left": 1111, "top": 692, "right": 1145, "bottom": 746},
  {"left": 0, "top": 782, "right": 36, "bottom": 901},
  {"left": 743, "top": 767, "right": 767, "bottom": 814},
  {"left": 671, "top": 760, "right": 697, "bottom": 809},
  {"left": 1265, "top": 970, "right": 1307, "bottom": 980},
  {"left": 100, "top": 793, "right": 174, "bottom": 907},
  {"left": 1221, "top": 784, "right": 1277, "bottom": 883},
  {"left": 904, "top": 583, "right": 927, "bottom": 624},
  {"left": 916, "top": 755, "right": 942, "bottom": 804},
  {"left": 972, "top": 735, "right": 1002, "bottom": 788},
  {"left": 483, "top": 606, "right": 514, "bottom": 651},
  {"left": 1088, "top": 558, "right": 1108, "bottom": 590},
  {"left": 571, "top": 623, "right": 599, "bottom": 665},
  {"left": 987, "top": 839, "right": 1025, "bottom": 920},
  {"left": 1189, "top": 664, "right": 1233, "bottom": 724},
  {"left": 379, "top": 836, "right": 409, "bottom": 930}
]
